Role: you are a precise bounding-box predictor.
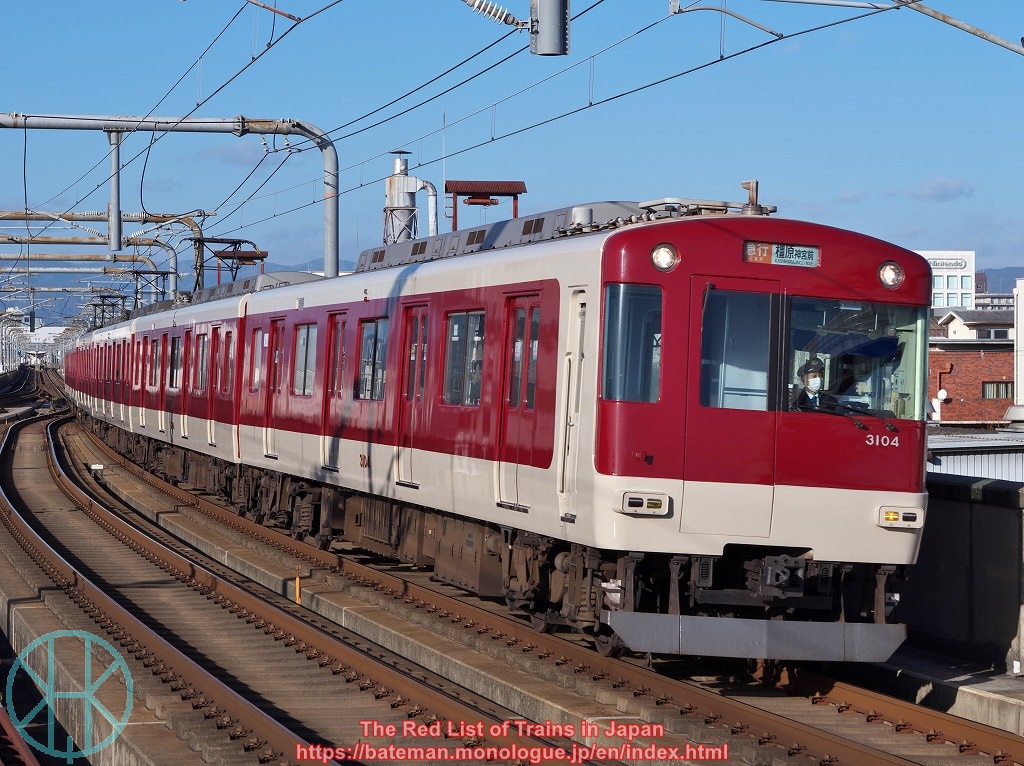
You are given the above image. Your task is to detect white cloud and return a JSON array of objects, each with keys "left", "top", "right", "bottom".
[{"left": 906, "top": 177, "right": 974, "bottom": 202}]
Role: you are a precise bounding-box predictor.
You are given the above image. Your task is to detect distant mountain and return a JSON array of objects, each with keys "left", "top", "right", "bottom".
[{"left": 982, "top": 268, "right": 1024, "bottom": 294}]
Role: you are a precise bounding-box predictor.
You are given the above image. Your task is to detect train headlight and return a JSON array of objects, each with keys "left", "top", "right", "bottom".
[
  {"left": 651, "top": 244, "right": 679, "bottom": 272},
  {"left": 878, "top": 261, "right": 904, "bottom": 289}
]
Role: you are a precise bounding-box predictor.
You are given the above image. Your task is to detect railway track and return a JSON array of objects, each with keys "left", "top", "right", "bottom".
[
  {"left": 0, "top": 407, "right": 605, "bottom": 764},
  {"left": 0, "top": 706, "right": 42, "bottom": 766},
  {"left": 58, "top": 406, "right": 1024, "bottom": 766}
]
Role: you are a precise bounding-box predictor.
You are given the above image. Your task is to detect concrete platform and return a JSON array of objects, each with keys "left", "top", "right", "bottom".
[
  {"left": 0, "top": 405, "right": 38, "bottom": 423},
  {"left": 837, "top": 643, "right": 1024, "bottom": 735}
]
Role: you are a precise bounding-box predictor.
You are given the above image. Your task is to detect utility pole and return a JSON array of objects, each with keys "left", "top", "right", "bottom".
[{"left": 462, "top": 0, "right": 570, "bottom": 55}]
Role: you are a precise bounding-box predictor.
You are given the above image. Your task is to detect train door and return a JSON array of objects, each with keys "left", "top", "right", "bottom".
[
  {"left": 263, "top": 318, "right": 286, "bottom": 457},
  {"left": 180, "top": 330, "right": 192, "bottom": 439},
  {"left": 320, "top": 314, "right": 347, "bottom": 469},
  {"left": 116, "top": 341, "right": 126, "bottom": 423},
  {"left": 157, "top": 333, "right": 169, "bottom": 433},
  {"left": 683, "top": 276, "right": 780, "bottom": 537},
  {"left": 497, "top": 295, "right": 541, "bottom": 511},
  {"left": 139, "top": 337, "right": 149, "bottom": 429},
  {"left": 130, "top": 339, "right": 140, "bottom": 427},
  {"left": 397, "top": 305, "right": 429, "bottom": 488},
  {"left": 208, "top": 327, "right": 220, "bottom": 446},
  {"left": 557, "top": 291, "right": 586, "bottom": 518},
  {"left": 101, "top": 345, "right": 110, "bottom": 417}
]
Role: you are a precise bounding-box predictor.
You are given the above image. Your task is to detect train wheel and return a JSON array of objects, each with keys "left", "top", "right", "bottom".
[
  {"left": 530, "top": 612, "right": 554, "bottom": 633},
  {"left": 593, "top": 627, "right": 625, "bottom": 658}
]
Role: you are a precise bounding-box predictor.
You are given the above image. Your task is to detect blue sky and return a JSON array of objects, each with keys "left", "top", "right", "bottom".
[{"left": 2, "top": 1, "right": 1022, "bottom": 319}]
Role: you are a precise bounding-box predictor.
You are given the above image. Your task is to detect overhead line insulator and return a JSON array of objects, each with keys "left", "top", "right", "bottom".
[{"left": 463, "top": 0, "right": 525, "bottom": 28}]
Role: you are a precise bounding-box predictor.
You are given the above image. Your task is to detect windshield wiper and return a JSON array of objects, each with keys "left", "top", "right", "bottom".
[
  {"left": 793, "top": 403, "right": 868, "bottom": 430},
  {"left": 835, "top": 403, "right": 898, "bottom": 432}
]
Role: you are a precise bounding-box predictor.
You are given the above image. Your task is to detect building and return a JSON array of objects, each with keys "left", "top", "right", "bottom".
[
  {"left": 918, "top": 250, "right": 975, "bottom": 310},
  {"left": 928, "top": 339, "right": 1014, "bottom": 423},
  {"left": 928, "top": 309, "right": 1014, "bottom": 423},
  {"left": 975, "top": 293, "right": 1014, "bottom": 310},
  {"left": 936, "top": 309, "right": 1013, "bottom": 340}
]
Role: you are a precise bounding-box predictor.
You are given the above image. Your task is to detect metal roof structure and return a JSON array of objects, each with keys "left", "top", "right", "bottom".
[
  {"left": 443, "top": 180, "right": 528, "bottom": 195},
  {"left": 928, "top": 425, "right": 1024, "bottom": 481}
]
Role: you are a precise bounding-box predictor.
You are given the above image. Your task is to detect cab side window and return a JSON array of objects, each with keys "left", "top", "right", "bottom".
[{"left": 602, "top": 285, "right": 661, "bottom": 403}]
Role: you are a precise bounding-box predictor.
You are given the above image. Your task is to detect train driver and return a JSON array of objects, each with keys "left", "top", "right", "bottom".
[{"left": 791, "top": 357, "right": 836, "bottom": 410}]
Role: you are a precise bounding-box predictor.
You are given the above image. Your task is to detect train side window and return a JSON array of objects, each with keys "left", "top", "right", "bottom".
[
  {"left": 602, "top": 285, "right": 662, "bottom": 403},
  {"left": 404, "top": 313, "right": 428, "bottom": 401},
  {"left": 168, "top": 336, "right": 182, "bottom": 389},
  {"left": 443, "top": 311, "right": 485, "bottom": 406},
  {"left": 133, "top": 340, "right": 142, "bottom": 388},
  {"left": 327, "top": 317, "right": 346, "bottom": 397},
  {"left": 698, "top": 290, "right": 770, "bottom": 411},
  {"left": 223, "top": 331, "right": 234, "bottom": 393},
  {"left": 509, "top": 308, "right": 526, "bottom": 406},
  {"left": 194, "top": 334, "right": 209, "bottom": 392},
  {"left": 357, "top": 318, "right": 389, "bottom": 400},
  {"left": 526, "top": 307, "right": 539, "bottom": 409},
  {"left": 148, "top": 337, "right": 159, "bottom": 388},
  {"left": 250, "top": 328, "right": 264, "bottom": 392},
  {"left": 292, "top": 323, "right": 317, "bottom": 396},
  {"left": 211, "top": 330, "right": 222, "bottom": 396}
]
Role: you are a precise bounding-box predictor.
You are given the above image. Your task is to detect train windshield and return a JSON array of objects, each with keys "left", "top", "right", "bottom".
[{"left": 788, "top": 297, "right": 927, "bottom": 421}]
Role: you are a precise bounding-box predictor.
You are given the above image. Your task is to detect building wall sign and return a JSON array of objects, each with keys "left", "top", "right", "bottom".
[{"left": 929, "top": 259, "right": 968, "bottom": 270}]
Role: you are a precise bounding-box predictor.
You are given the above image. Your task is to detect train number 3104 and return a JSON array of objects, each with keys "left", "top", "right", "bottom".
[{"left": 866, "top": 434, "right": 899, "bottom": 447}]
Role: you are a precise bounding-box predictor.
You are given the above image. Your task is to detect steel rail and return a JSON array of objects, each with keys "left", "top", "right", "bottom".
[
  {"left": 0, "top": 706, "right": 43, "bottom": 766},
  {"left": 778, "top": 667, "right": 1024, "bottom": 765}
]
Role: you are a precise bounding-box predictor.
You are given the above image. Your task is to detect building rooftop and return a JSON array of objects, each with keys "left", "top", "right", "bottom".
[{"left": 936, "top": 309, "right": 1013, "bottom": 326}]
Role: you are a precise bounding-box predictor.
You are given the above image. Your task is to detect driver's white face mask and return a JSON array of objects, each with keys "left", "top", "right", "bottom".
[{"left": 807, "top": 376, "right": 822, "bottom": 393}]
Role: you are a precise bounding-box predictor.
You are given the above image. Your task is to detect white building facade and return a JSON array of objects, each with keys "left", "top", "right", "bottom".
[{"left": 918, "top": 250, "right": 976, "bottom": 310}]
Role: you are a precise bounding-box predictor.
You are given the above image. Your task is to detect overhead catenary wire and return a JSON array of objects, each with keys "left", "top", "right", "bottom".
[{"left": 209, "top": 0, "right": 904, "bottom": 243}]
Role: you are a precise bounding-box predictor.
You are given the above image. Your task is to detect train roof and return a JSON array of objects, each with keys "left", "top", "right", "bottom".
[
  {"left": 355, "top": 195, "right": 778, "bottom": 273},
  {"left": 127, "top": 271, "right": 325, "bottom": 317}
]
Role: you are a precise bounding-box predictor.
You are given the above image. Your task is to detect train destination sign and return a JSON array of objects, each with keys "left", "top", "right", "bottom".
[{"left": 743, "top": 241, "right": 820, "bottom": 268}]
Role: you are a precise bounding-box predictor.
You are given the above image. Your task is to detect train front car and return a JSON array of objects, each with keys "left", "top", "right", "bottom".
[{"left": 592, "top": 204, "right": 930, "bottom": 661}]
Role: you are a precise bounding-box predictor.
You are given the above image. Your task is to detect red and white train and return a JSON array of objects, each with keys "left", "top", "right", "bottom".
[{"left": 64, "top": 182, "right": 931, "bottom": 661}]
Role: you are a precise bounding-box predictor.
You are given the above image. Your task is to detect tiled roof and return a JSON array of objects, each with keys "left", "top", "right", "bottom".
[{"left": 937, "top": 309, "right": 1014, "bottom": 326}]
